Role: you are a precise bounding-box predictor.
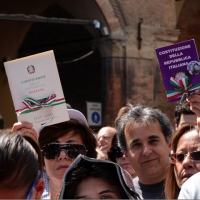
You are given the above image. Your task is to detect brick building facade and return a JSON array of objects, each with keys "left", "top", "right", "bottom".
[{"left": 0, "top": 0, "right": 198, "bottom": 129}]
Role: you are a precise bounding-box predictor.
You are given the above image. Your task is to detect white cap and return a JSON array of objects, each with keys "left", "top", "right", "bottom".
[{"left": 68, "top": 109, "right": 88, "bottom": 127}]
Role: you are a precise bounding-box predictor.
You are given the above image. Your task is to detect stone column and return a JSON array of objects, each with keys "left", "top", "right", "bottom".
[{"left": 98, "top": 39, "right": 126, "bottom": 126}]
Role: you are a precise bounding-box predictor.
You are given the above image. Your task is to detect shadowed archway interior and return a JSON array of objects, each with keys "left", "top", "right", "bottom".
[{"left": 18, "top": 4, "right": 102, "bottom": 116}]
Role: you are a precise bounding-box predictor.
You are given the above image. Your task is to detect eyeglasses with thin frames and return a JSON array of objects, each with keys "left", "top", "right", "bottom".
[{"left": 170, "top": 151, "right": 200, "bottom": 164}]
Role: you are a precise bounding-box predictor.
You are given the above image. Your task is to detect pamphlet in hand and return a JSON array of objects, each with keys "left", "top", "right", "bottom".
[
  {"left": 155, "top": 39, "right": 200, "bottom": 103},
  {"left": 4, "top": 50, "right": 69, "bottom": 130}
]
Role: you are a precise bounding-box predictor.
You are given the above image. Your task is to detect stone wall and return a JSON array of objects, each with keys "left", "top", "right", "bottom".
[{"left": 97, "top": 0, "right": 179, "bottom": 126}]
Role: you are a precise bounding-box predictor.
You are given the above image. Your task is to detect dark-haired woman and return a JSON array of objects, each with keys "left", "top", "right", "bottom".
[{"left": 12, "top": 109, "right": 97, "bottom": 199}]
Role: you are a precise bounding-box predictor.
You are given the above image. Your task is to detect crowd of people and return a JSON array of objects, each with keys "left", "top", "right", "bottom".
[{"left": 1, "top": 90, "right": 200, "bottom": 199}]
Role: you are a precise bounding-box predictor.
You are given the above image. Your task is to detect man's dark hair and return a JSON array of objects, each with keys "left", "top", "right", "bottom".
[
  {"left": 174, "top": 103, "right": 195, "bottom": 125},
  {"left": 0, "top": 115, "right": 4, "bottom": 129},
  {"left": 116, "top": 104, "right": 174, "bottom": 151}
]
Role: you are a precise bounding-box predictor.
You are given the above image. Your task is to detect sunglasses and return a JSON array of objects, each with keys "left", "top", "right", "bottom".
[
  {"left": 170, "top": 151, "right": 200, "bottom": 164},
  {"left": 109, "top": 145, "right": 124, "bottom": 159},
  {"left": 42, "top": 143, "right": 87, "bottom": 160}
]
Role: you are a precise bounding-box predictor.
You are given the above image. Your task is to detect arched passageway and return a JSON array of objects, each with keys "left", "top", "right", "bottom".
[
  {"left": 18, "top": 4, "right": 102, "bottom": 116},
  {"left": 0, "top": 0, "right": 112, "bottom": 128}
]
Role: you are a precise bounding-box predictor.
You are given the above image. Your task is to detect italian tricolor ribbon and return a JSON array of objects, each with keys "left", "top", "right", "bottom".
[
  {"left": 16, "top": 94, "right": 66, "bottom": 129},
  {"left": 166, "top": 77, "right": 200, "bottom": 103},
  {"left": 16, "top": 94, "right": 66, "bottom": 115}
]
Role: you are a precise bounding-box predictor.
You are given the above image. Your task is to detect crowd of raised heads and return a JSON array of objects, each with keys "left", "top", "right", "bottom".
[{"left": 1, "top": 91, "right": 200, "bottom": 199}]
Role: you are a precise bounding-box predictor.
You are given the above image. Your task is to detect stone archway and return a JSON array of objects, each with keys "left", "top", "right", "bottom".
[
  {"left": 0, "top": 0, "right": 119, "bottom": 128},
  {"left": 177, "top": 0, "right": 200, "bottom": 52},
  {"left": 95, "top": 0, "right": 123, "bottom": 34},
  {"left": 16, "top": 1, "right": 128, "bottom": 128}
]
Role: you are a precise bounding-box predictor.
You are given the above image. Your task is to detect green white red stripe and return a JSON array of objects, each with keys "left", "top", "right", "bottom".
[
  {"left": 167, "top": 77, "right": 200, "bottom": 103},
  {"left": 16, "top": 94, "right": 66, "bottom": 115}
]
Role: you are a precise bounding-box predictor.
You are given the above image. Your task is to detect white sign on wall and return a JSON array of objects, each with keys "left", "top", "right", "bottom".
[{"left": 86, "top": 102, "right": 101, "bottom": 126}]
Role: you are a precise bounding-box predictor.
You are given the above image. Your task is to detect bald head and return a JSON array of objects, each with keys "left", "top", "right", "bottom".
[{"left": 97, "top": 127, "right": 116, "bottom": 151}]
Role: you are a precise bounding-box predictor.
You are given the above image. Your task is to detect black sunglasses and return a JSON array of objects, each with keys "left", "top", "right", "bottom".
[
  {"left": 170, "top": 151, "right": 200, "bottom": 164},
  {"left": 109, "top": 145, "right": 123, "bottom": 159},
  {"left": 42, "top": 143, "right": 87, "bottom": 160}
]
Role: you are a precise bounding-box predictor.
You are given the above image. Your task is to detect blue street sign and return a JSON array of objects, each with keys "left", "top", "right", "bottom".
[{"left": 91, "top": 112, "right": 100, "bottom": 124}]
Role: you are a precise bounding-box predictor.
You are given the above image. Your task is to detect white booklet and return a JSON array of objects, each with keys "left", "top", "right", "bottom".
[{"left": 4, "top": 50, "right": 69, "bottom": 130}]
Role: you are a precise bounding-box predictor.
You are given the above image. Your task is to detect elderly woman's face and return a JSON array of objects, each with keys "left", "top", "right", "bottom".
[
  {"left": 44, "top": 131, "right": 83, "bottom": 183},
  {"left": 174, "top": 129, "right": 200, "bottom": 188}
]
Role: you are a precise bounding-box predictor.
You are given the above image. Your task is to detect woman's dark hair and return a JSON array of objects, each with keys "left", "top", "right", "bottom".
[
  {"left": 63, "top": 163, "right": 128, "bottom": 199},
  {"left": 165, "top": 124, "right": 198, "bottom": 199},
  {"left": 0, "top": 130, "right": 41, "bottom": 197},
  {"left": 39, "top": 119, "right": 97, "bottom": 160}
]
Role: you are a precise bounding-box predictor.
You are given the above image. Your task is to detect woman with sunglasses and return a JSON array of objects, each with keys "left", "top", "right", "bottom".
[
  {"left": 12, "top": 109, "right": 97, "bottom": 199},
  {"left": 165, "top": 124, "right": 200, "bottom": 199},
  {"left": 109, "top": 145, "right": 137, "bottom": 179},
  {"left": 0, "top": 130, "right": 45, "bottom": 199}
]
